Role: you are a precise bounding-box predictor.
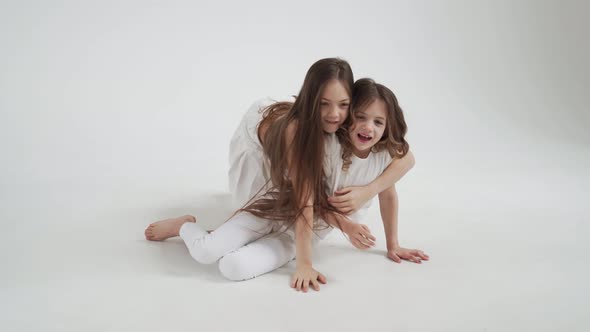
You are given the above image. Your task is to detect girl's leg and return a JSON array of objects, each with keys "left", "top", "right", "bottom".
[
  {"left": 180, "top": 212, "right": 273, "bottom": 264},
  {"left": 218, "top": 231, "right": 296, "bottom": 281},
  {"left": 145, "top": 215, "right": 196, "bottom": 241}
]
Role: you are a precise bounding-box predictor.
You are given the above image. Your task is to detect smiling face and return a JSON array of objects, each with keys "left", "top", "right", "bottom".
[
  {"left": 320, "top": 79, "right": 351, "bottom": 133},
  {"left": 349, "top": 98, "right": 387, "bottom": 158}
]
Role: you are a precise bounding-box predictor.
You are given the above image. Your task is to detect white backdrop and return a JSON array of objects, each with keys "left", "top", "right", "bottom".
[{"left": 1, "top": 1, "right": 589, "bottom": 331}]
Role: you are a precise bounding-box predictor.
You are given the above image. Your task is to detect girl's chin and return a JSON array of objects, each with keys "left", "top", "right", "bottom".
[{"left": 322, "top": 125, "right": 340, "bottom": 133}]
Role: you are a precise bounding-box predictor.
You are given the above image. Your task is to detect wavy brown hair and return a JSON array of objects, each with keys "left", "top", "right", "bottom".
[
  {"left": 238, "top": 58, "right": 354, "bottom": 231},
  {"left": 337, "top": 78, "right": 409, "bottom": 171}
]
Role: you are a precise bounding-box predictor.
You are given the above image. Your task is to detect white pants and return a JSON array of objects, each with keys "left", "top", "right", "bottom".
[{"left": 179, "top": 212, "right": 299, "bottom": 281}]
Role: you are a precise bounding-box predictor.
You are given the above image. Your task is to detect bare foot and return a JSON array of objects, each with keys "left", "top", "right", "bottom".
[{"left": 145, "top": 215, "right": 196, "bottom": 241}]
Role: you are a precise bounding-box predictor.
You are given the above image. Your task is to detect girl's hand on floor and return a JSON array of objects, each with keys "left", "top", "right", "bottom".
[
  {"left": 344, "top": 223, "right": 376, "bottom": 250},
  {"left": 328, "top": 185, "right": 372, "bottom": 215},
  {"left": 387, "top": 247, "right": 430, "bottom": 264},
  {"left": 290, "top": 265, "right": 327, "bottom": 292}
]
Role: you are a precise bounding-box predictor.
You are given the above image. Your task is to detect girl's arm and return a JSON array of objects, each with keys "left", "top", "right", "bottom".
[
  {"left": 291, "top": 184, "right": 326, "bottom": 293},
  {"left": 329, "top": 150, "right": 416, "bottom": 214},
  {"left": 323, "top": 211, "right": 376, "bottom": 250},
  {"left": 378, "top": 185, "right": 429, "bottom": 263},
  {"left": 284, "top": 122, "right": 326, "bottom": 292}
]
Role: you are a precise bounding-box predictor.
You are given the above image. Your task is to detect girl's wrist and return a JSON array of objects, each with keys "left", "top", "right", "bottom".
[
  {"left": 296, "top": 260, "right": 312, "bottom": 268},
  {"left": 339, "top": 219, "right": 351, "bottom": 233},
  {"left": 387, "top": 242, "right": 400, "bottom": 251}
]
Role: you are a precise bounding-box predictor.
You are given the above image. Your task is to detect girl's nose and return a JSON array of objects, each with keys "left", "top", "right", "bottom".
[
  {"left": 360, "top": 123, "right": 372, "bottom": 131},
  {"left": 328, "top": 106, "right": 340, "bottom": 118}
]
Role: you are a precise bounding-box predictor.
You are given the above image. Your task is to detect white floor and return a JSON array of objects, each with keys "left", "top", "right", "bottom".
[{"left": 1, "top": 134, "right": 588, "bottom": 331}]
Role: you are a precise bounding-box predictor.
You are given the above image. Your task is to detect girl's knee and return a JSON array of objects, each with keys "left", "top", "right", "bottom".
[
  {"left": 218, "top": 254, "right": 255, "bottom": 281},
  {"left": 188, "top": 245, "right": 221, "bottom": 265}
]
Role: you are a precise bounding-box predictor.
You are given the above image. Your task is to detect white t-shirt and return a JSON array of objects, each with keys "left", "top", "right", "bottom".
[{"left": 324, "top": 143, "right": 393, "bottom": 223}]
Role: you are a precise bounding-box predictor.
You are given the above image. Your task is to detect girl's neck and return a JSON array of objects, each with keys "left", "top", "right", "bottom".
[{"left": 352, "top": 146, "right": 371, "bottom": 159}]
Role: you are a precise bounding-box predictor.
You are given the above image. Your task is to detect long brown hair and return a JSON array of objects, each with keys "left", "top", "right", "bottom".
[
  {"left": 238, "top": 58, "right": 354, "bottom": 231},
  {"left": 337, "top": 78, "right": 409, "bottom": 171}
]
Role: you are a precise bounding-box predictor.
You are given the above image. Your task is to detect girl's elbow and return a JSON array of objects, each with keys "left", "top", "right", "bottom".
[{"left": 407, "top": 150, "right": 416, "bottom": 169}]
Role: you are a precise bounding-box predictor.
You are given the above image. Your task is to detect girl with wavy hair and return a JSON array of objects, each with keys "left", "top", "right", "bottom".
[{"left": 324, "top": 78, "right": 429, "bottom": 265}]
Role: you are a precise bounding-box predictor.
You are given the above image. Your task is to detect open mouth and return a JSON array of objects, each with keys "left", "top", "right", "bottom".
[
  {"left": 325, "top": 120, "right": 340, "bottom": 125},
  {"left": 357, "top": 133, "right": 372, "bottom": 142}
]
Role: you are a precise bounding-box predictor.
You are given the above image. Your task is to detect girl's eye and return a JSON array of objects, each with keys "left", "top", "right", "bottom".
[
  {"left": 375, "top": 121, "right": 384, "bottom": 126},
  {"left": 321, "top": 102, "right": 329, "bottom": 106},
  {"left": 340, "top": 103, "right": 349, "bottom": 108}
]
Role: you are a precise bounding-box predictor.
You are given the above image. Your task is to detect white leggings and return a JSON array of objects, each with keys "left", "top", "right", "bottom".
[{"left": 179, "top": 212, "right": 299, "bottom": 281}]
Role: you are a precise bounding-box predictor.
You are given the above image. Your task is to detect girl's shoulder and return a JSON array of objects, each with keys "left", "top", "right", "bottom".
[
  {"left": 285, "top": 119, "right": 298, "bottom": 141},
  {"left": 254, "top": 96, "right": 297, "bottom": 142},
  {"left": 368, "top": 149, "right": 394, "bottom": 171}
]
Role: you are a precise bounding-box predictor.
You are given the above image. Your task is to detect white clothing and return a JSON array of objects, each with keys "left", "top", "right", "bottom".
[
  {"left": 183, "top": 141, "right": 392, "bottom": 281},
  {"left": 179, "top": 212, "right": 324, "bottom": 281},
  {"left": 228, "top": 98, "right": 277, "bottom": 210},
  {"left": 186, "top": 96, "right": 392, "bottom": 281},
  {"left": 227, "top": 97, "right": 338, "bottom": 239},
  {"left": 325, "top": 146, "right": 393, "bottom": 223},
  {"left": 180, "top": 98, "right": 336, "bottom": 281}
]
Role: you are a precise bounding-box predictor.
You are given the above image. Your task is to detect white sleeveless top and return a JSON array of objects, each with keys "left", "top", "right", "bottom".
[
  {"left": 229, "top": 97, "right": 392, "bottom": 237},
  {"left": 228, "top": 98, "right": 339, "bottom": 234}
]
